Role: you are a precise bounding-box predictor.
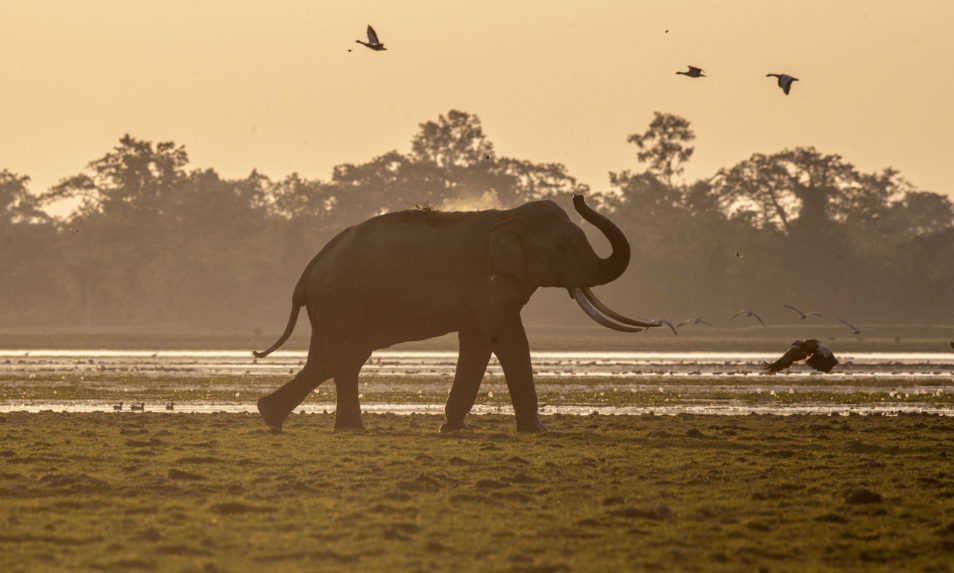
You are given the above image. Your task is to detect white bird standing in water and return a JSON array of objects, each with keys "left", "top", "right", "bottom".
[
  {"left": 766, "top": 73, "right": 798, "bottom": 94},
  {"left": 355, "top": 25, "right": 387, "bottom": 51}
]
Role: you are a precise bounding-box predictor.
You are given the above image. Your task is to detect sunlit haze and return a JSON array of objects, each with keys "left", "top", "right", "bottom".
[{"left": 3, "top": 1, "right": 951, "bottom": 211}]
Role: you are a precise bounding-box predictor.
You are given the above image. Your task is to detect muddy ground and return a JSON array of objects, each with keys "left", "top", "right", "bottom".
[{"left": 1, "top": 412, "right": 952, "bottom": 572}]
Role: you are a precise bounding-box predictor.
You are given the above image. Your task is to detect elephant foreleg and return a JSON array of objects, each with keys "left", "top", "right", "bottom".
[
  {"left": 441, "top": 330, "right": 492, "bottom": 432},
  {"left": 333, "top": 354, "right": 369, "bottom": 431},
  {"left": 492, "top": 315, "right": 546, "bottom": 433}
]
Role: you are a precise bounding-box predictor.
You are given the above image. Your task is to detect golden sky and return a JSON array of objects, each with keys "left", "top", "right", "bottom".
[{"left": 3, "top": 1, "right": 952, "bottom": 208}]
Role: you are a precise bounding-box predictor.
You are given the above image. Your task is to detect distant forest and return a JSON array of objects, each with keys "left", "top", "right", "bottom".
[{"left": 2, "top": 110, "right": 952, "bottom": 331}]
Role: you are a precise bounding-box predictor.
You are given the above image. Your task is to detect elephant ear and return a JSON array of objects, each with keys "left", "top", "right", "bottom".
[{"left": 488, "top": 220, "right": 527, "bottom": 287}]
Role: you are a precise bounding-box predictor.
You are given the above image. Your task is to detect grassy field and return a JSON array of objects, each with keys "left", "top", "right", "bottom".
[{"left": 1, "top": 411, "right": 953, "bottom": 572}]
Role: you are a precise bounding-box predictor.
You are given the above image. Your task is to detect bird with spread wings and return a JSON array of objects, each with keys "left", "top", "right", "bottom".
[{"left": 766, "top": 339, "right": 838, "bottom": 373}]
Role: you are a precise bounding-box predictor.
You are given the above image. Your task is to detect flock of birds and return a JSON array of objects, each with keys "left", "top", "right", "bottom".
[
  {"left": 112, "top": 401, "right": 174, "bottom": 412},
  {"left": 668, "top": 304, "right": 866, "bottom": 373},
  {"left": 350, "top": 25, "right": 798, "bottom": 96},
  {"left": 676, "top": 65, "right": 799, "bottom": 95}
]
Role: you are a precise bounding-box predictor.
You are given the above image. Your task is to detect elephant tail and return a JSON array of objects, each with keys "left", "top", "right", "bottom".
[{"left": 253, "top": 281, "right": 306, "bottom": 359}]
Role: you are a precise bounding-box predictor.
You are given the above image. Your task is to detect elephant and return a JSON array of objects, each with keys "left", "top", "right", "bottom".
[{"left": 253, "top": 194, "right": 668, "bottom": 433}]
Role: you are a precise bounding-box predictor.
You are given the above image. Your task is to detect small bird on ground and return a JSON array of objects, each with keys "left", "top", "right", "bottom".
[
  {"left": 731, "top": 309, "right": 765, "bottom": 327},
  {"left": 676, "top": 65, "right": 705, "bottom": 78},
  {"left": 783, "top": 304, "right": 822, "bottom": 320},
  {"left": 766, "top": 73, "right": 798, "bottom": 94},
  {"left": 766, "top": 339, "right": 838, "bottom": 373},
  {"left": 130, "top": 403, "right": 145, "bottom": 411},
  {"left": 112, "top": 402, "right": 123, "bottom": 411},
  {"left": 837, "top": 318, "right": 862, "bottom": 335},
  {"left": 676, "top": 317, "right": 712, "bottom": 328},
  {"left": 355, "top": 25, "right": 386, "bottom": 51}
]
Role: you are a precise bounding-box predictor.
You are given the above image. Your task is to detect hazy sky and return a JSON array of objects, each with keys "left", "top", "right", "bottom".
[{"left": 3, "top": 1, "right": 952, "bottom": 212}]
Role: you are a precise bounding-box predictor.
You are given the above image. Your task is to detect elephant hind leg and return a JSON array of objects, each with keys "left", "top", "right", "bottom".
[{"left": 257, "top": 348, "right": 331, "bottom": 433}]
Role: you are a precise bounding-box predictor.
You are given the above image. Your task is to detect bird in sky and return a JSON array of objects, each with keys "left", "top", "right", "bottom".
[
  {"left": 676, "top": 65, "right": 705, "bottom": 78},
  {"left": 765, "top": 339, "right": 839, "bottom": 373},
  {"left": 355, "top": 25, "right": 387, "bottom": 51},
  {"left": 766, "top": 73, "right": 798, "bottom": 95},
  {"left": 676, "top": 317, "right": 712, "bottom": 328},
  {"left": 837, "top": 318, "right": 862, "bottom": 335},
  {"left": 731, "top": 309, "right": 765, "bottom": 327},
  {"left": 783, "top": 304, "right": 822, "bottom": 320}
]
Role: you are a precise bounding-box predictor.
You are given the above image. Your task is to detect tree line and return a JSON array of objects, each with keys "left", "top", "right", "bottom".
[{"left": 1, "top": 110, "right": 951, "bottom": 331}]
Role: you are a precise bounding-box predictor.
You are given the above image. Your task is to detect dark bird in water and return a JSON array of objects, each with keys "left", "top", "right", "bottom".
[
  {"left": 766, "top": 339, "right": 838, "bottom": 373},
  {"left": 676, "top": 65, "right": 705, "bottom": 78},
  {"left": 130, "top": 403, "right": 145, "bottom": 412},
  {"left": 837, "top": 318, "right": 862, "bottom": 335},
  {"left": 731, "top": 309, "right": 765, "bottom": 327},
  {"left": 112, "top": 402, "right": 123, "bottom": 411},
  {"left": 783, "top": 304, "right": 822, "bottom": 320},
  {"left": 766, "top": 73, "right": 798, "bottom": 94},
  {"left": 676, "top": 317, "right": 712, "bottom": 328},
  {"left": 355, "top": 25, "right": 386, "bottom": 51}
]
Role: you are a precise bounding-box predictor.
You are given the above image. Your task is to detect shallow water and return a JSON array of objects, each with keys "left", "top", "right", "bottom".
[{"left": 3, "top": 349, "right": 954, "bottom": 379}]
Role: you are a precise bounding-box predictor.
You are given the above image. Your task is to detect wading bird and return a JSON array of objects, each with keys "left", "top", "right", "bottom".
[
  {"left": 676, "top": 65, "right": 705, "bottom": 78},
  {"left": 355, "top": 25, "right": 386, "bottom": 51},
  {"left": 766, "top": 339, "right": 838, "bottom": 373},
  {"left": 676, "top": 317, "right": 712, "bottom": 328},
  {"left": 112, "top": 402, "right": 123, "bottom": 411},
  {"left": 837, "top": 318, "right": 862, "bottom": 335},
  {"left": 783, "top": 304, "right": 822, "bottom": 320},
  {"left": 731, "top": 309, "right": 765, "bottom": 327},
  {"left": 766, "top": 73, "right": 798, "bottom": 94},
  {"left": 165, "top": 402, "right": 175, "bottom": 411},
  {"left": 130, "top": 403, "right": 145, "bottom": 411}
]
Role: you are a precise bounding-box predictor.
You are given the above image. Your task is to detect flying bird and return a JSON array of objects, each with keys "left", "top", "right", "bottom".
[
  {"left": 837, "top": 318, "right": 862, "bottom": 335},
  {"left": 731, "top": 309, "right": 765, "bottom": 327},
  {"left": 355, "top": 25, "right": 387, "bottom": 51},
  {"left": 783, "top": 304, "right": 822, "bottom": 320},
  {"left": 766, "top": 73, "right": 798, "bottom": 95},
  {"left": 765, "top": 339, "right": 839, "bottom": 373},
  {"left": 676, "top": 65, "right": 705, "bottom": 78},
  {"left": 676, "top": 317, "right": 712, "bottom": 328}
]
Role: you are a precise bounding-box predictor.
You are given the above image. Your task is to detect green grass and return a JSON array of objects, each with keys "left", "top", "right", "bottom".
[{"left": 1, "top": 412, "right": 953, "bottom": 571}]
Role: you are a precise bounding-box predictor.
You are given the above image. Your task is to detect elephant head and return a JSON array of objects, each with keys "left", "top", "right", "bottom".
[{"left": 488, "top": 194, "right": 670, "bottom": 333}]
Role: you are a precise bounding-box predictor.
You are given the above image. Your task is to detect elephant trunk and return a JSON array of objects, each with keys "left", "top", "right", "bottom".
[{"left": 572, "top": 195, "right": 630, "bottom": 286}]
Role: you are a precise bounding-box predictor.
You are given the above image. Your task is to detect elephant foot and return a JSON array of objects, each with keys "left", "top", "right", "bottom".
[
  {"left": 257, "top": 396, "right": 284, "bottom": 433},
  {"left": 333, "top": 415, "right": 365, "bottom": 432},
  {"left": 439, "top": 419, "right": 467, "bottom": 433},
  {"left": 516, "top": 419, "right": 548, "bottom": 433},
  {"left": 333, "top": 423, "right": 366, "bottom": 433}
]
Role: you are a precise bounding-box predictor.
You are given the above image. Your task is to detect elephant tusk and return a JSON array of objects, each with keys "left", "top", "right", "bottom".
[
  {"left": 571, "top": 288, "right": 644, "bottom": 333},
  {"left": 581, "top": 287, "right": 678, "bottom": 336}
]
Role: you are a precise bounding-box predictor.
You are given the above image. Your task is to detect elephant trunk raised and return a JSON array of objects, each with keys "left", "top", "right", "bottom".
[{"left": 571, "top": 194, "right": 630, "bottom": 287}]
